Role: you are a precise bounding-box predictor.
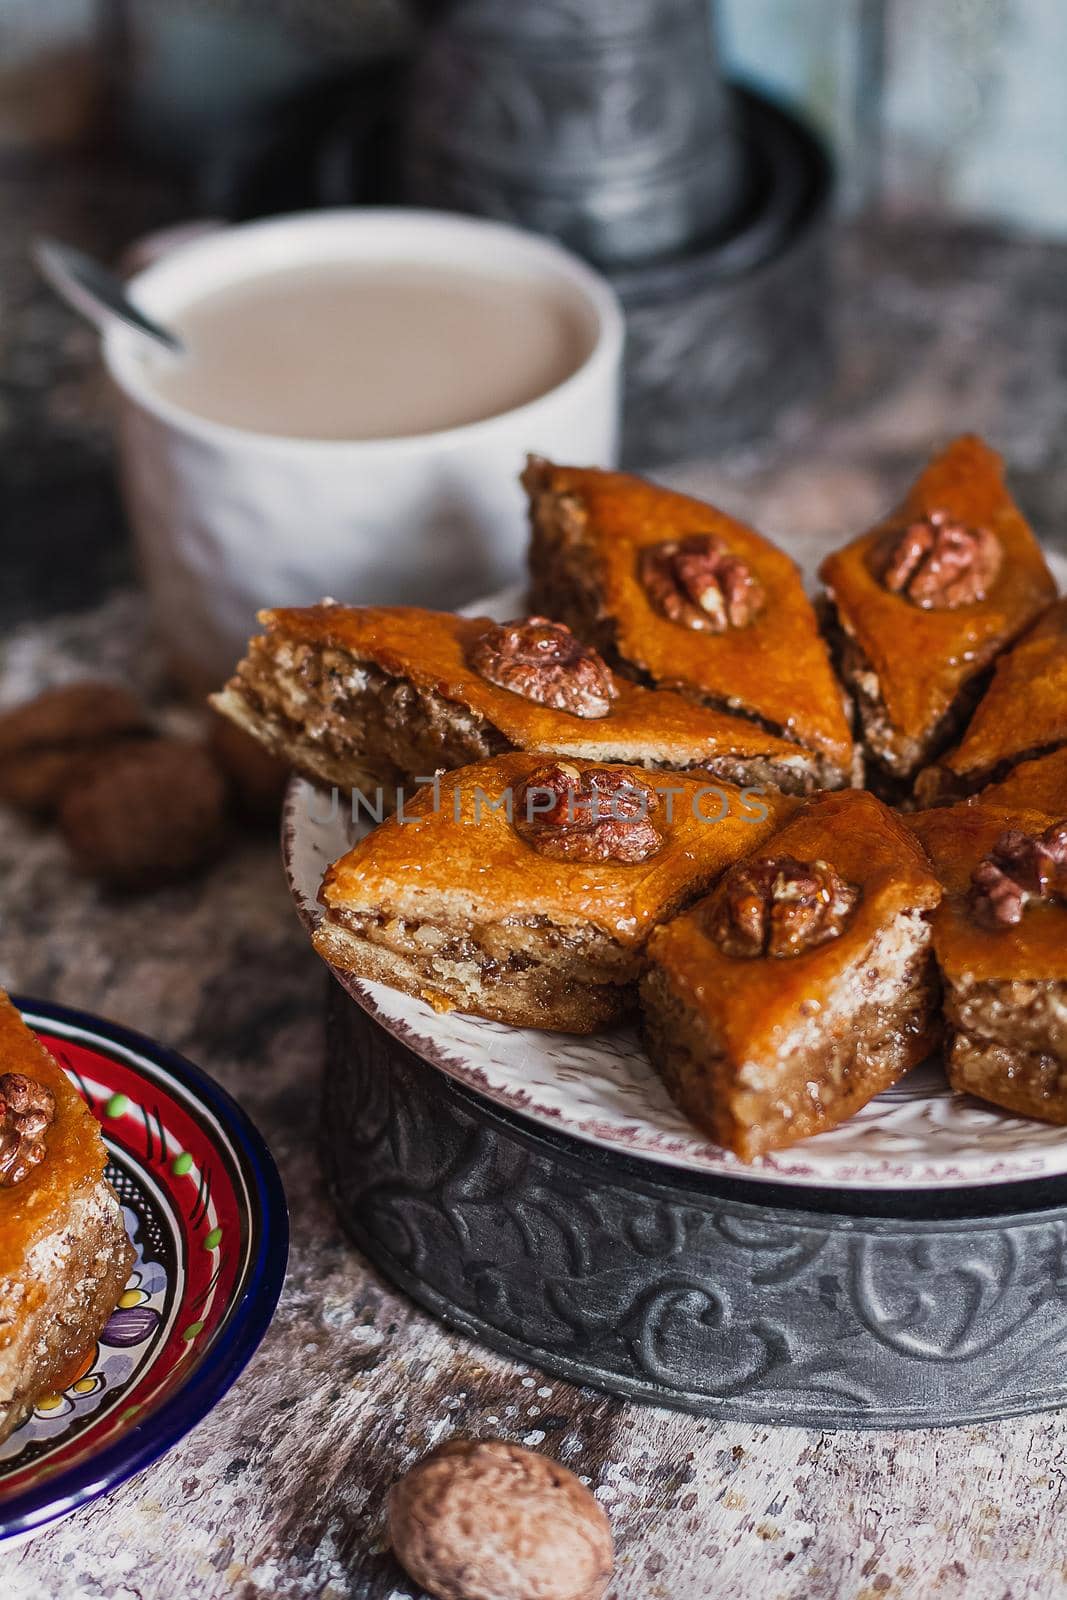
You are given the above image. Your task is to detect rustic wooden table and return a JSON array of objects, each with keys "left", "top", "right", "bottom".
[{"left": 6, "top": 206, "right": 1067, "bottom": 1598}]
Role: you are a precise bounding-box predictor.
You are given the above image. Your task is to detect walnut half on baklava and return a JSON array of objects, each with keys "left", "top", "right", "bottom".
[
  {"left": 314, "top": 753, "right": 792, "bottom": 1034},
  {"left": 0, "top": 991, "right": 134, "bottom": 1443},
  {"left": 820, "top": 434, "right": 1057, "bottom": 786},
  {"left": 641, "top": 790, "right": 943, "bottom": 1159},
  {"left": 911, "top": 805, "right": 1067, "bottom": 1123}
]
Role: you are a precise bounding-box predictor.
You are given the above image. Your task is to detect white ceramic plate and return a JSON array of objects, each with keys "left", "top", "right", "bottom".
[{"left": 284, "top": 572, "right": 1067, "bottom": 1192}]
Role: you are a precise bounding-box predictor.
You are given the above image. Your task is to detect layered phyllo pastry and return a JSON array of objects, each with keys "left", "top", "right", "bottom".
[
  {"left": 820, "top": 435, "right": 1056, "bottom": 786},
  {"left": 214, "top": 605, "right": 825, "bottom": 798},
  {"left": 0, "top": 992, "right": 133, "bottom": 1443},
  {"left": 916, "top": 598, "right": 1067, "bottom": 804},
  {"left": 314, "top": 753, "right": 792, "bottom": 1033},
  {"left": 641, "top": 790, "right": 942, "bottom": 1158},
  {"left": 911, "top": 805, "right": 1067, "bottom": 1123},
  {"left": 524, "top": 458, "right": 855, "bottom": 790}
]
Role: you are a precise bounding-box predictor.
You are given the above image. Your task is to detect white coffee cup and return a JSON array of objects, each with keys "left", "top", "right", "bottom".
[{"left": 104, "top": 209, "right": 625, "bottom": 694}]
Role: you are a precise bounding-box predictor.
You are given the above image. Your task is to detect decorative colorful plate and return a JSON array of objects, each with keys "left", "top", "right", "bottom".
[
  {"left": 284, "top": 571, "right": 1067, "bottom": 1195},
  {"left": 0, "top": 997, "right": 288, "bottom": 1547}
]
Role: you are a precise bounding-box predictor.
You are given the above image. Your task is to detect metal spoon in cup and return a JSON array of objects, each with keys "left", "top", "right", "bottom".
[{"left": 32, "top": 236, "right": 184, "bottom": 355}]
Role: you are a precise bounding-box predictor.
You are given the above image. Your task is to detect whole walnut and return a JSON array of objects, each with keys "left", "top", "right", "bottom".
[
  {"left": 59, "top": 739, "right": 228, "bottom": 890},
  {"left": 0, "top": 682, "right": 151, "bottom": 815},
  {"left": 389, "top": 1439, "right": 614, "bottom": 1600},
  {"left": 0, "top": 1072, "right": 56, "bottom": 1187},
  {"left": 209, "top": 711, "right": 288, "bottom": 820}
]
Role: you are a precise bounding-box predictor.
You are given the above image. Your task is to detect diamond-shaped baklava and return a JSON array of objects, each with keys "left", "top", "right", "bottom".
[
  {"left": 821, "top": 435, "right": 1057, "bottom": 786},
  {"left": 972, "top": 747, "right": 1067, "bottom": 815},
  {"left": 315, "top": 753, "right": 792, "bottom": 1033},
  {"left": 641, "top": 790, "right": 942, "bottom": 1159},
  {"left": 911, "top": 804, "right": 1067, "bottom": 1122},
  {"left": 214, "top": 604, "right": 828, "bottom": 799},
  {"left": 0, "top": 992, "right": 134, "bottom": 1443},
  {"left": 916, "top": 597, "right": 1067, "bottom": 804},
  {"left": 523, "top": 458, "right": 855, "bottom": 788}
]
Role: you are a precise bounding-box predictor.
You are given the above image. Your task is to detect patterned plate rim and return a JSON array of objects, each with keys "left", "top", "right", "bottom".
[{"left": 0, "top": 996, "right": 289, "bottom": 1545}]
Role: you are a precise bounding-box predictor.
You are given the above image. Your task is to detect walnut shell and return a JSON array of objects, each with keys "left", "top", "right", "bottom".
[
  {"left": 208, "top": 711, "right": 288, "bottom": 820},
  {"left": 0, "top": 682, "right": 151, "bottom": 815},
  {"left": 389, "top": 1439, "right": 614, "bottom": 1600},
  {"left": 59, "top": 739, "right": 228, "bottom": 890}
]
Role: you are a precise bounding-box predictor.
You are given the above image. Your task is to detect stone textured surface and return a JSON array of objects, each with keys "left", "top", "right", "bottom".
[
  {"left": 6, "top": 177, "right": 1067, "bottom": 1595},
  {"left": 0, "top": 157, "right": 178, "bottom": 625}
]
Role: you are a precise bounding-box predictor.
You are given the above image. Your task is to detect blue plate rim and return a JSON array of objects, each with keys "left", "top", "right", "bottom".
[{"left": 0, "top": 994, "right": 289, "bottom": 1544}]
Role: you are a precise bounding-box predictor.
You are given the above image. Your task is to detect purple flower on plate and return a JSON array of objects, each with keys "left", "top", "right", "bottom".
[{"left": 101, "top": 1305, "right": 161, "bottom": 1348}]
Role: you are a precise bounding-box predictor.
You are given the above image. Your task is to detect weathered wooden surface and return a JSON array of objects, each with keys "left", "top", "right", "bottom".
[{"left": 6, "top": 218, "right": 1067, "bottom": 1597}]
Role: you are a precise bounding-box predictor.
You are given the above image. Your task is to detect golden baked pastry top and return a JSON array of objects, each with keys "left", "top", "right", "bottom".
[
  {"left": 647, "top": 789, "right": 942, "bottom": 1064},
  {"left": 911, "top": 804, "right": 1067, "bottom": 984},
  {"left": 976, "top": 747, "right": 1067, "bottom": 814},
  {"left": 258, "top": 603, "right": 808, "bottom": 765},
  {"left": 0, "top": 992, "right": 108, "bottom": 1285},
  {"left": 319, "top": 752, "right": 795, "bottom": 943},
  {"left": 940, "top": 597, "right": 1067, "bottom": 781},
  {"left": 525, "top": 462, "right": 854, "bottom": 769},
  {"left": 820, "top": 435, "right": 1057, "bottom": 747}
]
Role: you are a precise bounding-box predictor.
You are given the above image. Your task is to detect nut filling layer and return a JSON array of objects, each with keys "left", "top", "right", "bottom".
[
  {"left": 878, "top": 510, "right": 1003, "bottom": 610},
  {"left": 514, "top": 763, "right": 663, "bottom": 863},
  {"left": 639, "top": 534, "right": 764, "bottom": 632},
  {"left": 709, "top": 855, "right": 862, "bottom": 959},
  {"left": 0, "top": 1071, "right": 55, "bottom": 1187},
  {"left": 467, "top": 617, "right": 617, "bottom": 719},
  {"left": 971, "top": 820, "right": 1067, "bottom": 927}
]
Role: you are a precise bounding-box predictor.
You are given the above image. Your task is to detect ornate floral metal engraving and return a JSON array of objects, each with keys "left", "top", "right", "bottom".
[{"left": 323, "top": 992, "right": 1067, "bottom": 1428}]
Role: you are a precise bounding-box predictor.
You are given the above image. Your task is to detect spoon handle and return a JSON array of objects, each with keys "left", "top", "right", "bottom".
[{"left": 33, "top": 236, "right": 184, "bottom": 354}]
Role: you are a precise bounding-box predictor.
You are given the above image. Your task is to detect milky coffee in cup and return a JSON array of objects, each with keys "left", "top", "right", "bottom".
[{"left": 147, "top": 260, "right": 595, "bottom": 440}]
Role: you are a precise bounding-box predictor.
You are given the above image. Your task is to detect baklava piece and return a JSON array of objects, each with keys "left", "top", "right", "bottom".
[
  {"left": 916, "top": 598, "right": 1067, "bottom": 805},
  {"left": 0, "top": 991, "right": 134, "bottom": 1443},
  {"left": 213, "top": 605, "right": 827, "bottom": 799},
  {"left": 821, "top": 435, "right": 1056, "bottom": 787},
  {"left": 314, "top": 753, "right": 791, "bottom": 1033},
  {"left": 973, "top": 747, "right": 1067, "bottom": 815},
  {"left": 911, "top": 805, "right": 1067, "bottom": 1122},
  {"left": 641, "top": 790, "right": 942, "bottom": 1159},
  {"left": 523, "top": 458, "right": 855, "bottom": 789}
]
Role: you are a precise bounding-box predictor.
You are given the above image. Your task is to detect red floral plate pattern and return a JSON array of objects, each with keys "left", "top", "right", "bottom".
[{"left": 0, "top": 998, "right": 287, "bottom": 1546}]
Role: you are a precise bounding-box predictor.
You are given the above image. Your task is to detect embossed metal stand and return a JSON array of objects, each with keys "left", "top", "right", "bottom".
[{"left": 324, "top": 986, "right": 1067, "bottom": 1429}]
